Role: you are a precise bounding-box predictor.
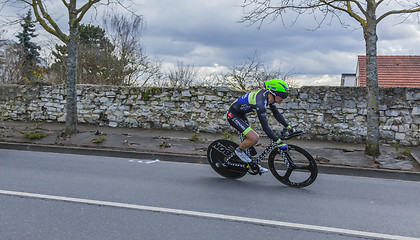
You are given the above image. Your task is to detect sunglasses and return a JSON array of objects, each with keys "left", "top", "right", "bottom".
[{"left": 274, "top": 91, "right": 288, "bottom": 99}]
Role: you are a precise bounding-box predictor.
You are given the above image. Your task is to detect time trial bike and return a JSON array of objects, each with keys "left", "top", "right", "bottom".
[{"left": 207, "top": 130, "right": 318, "bottom": 188}]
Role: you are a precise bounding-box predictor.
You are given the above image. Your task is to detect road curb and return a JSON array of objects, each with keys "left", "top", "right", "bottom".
[
  {"left": 0, "top": 142, "right": 206, "bottom": 164},
  {"left": 1, "top": 142, "right": 419, "bottom": 182},
  {"left": 317, "top": 165, "right": 420, "bottom": 182}
]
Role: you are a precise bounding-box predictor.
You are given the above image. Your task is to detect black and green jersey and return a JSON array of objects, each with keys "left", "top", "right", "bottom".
[{"left": 228, "top": 89, "right": 289, "bottom": 142}]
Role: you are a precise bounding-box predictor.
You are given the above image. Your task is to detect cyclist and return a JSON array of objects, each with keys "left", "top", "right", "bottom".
[{"left": 227, "top": 79, "right": 298, "bottom": 174}]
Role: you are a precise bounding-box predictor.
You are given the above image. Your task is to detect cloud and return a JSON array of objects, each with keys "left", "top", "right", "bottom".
[
  {"left": 2, "top": 0, "right": 419, "bottom": 86},
  {"left": 139, "top": 0, "right": 370, "bottom": 79},
  {"left": 294, "top": 74, "right": 342, "bottom": 86}
]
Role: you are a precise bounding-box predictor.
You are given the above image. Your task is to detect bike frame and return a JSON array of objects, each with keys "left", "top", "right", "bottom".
[
  {"left": 222, "top": 133, "right": 278, "bottom": 168},
  {"left": 241, "top": 133, "right": 278, "bottom": 164}
]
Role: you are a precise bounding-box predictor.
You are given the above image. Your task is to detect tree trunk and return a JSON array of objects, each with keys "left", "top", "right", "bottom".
[
  {"left": 65, "top": 1, "right": 78, "bottom": 136},
  {"left": 363, "top": 4, "right": 380, "bottom": 157}
]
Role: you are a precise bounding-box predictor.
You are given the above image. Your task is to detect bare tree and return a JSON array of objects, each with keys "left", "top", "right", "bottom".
[
  {"left": 48, "top": 24, "right": 118, "bottom": 85},
  {"left": 3, "top": 0, "right": 135, "bottom": 135},
  {"left": 241, "top": 0, "right": 420, "bottom": 157},
  {"left": 210, "top": 51, "right": 293, "bottom": 90},
  {"left": 11, "top": 0, "right": 100, "bottom": 135},
  {"left": 0, "top": 40, "right": 24, "bottom": 83},
  {"left": 228, "top": 52, "right": 264, "bottom": 90},
  {"left": 103, "top": 13, "right": 162, "bottom": 86},
  {"left": 164, "top": 62, "right": 199, "bottom": 88},
  {"left": 284, "top": 76, "right": 299, "bottom": 88}
]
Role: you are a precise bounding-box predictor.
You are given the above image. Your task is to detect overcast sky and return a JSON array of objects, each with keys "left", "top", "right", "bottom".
[{"left": 1, "top": 0, "right": 420, "bottom": 86}]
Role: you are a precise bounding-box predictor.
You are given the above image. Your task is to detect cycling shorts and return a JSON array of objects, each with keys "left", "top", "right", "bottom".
[{"left": 227, "top": 111, "right": 253, "bottom": 136}]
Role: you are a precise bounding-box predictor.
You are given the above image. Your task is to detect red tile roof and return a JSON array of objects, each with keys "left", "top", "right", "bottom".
[{"left": 356, "top": 55, "right": 420, "bottom": 87}]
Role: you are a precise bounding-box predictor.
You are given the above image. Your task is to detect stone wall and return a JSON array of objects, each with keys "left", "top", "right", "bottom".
[{"left": 0, "top": 84, "right": 419, "bottom": 146}]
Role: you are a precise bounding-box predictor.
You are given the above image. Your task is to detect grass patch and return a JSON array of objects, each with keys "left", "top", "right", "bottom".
[
  {"left": 189, "top": 133, "right": 204, "bottom": 142},
  {"left": 394, "top": 142, "right": 412, "bottom": 156},
  {"left": 19, "top": 131, "right": 47, "bottom": 140},
  {"left": 222, "top": 131, "right": 235, "bottom": 141},
  {"left": 90, "top": 137, "right": 107, "bottom": 144},
  {"left": 399, "top": 149, "right": 411, "bottom": 156}
]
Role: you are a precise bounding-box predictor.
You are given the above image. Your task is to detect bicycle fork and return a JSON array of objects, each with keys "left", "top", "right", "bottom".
[{"left": 281, "top": 151, "right": 295, "bottom": 169}]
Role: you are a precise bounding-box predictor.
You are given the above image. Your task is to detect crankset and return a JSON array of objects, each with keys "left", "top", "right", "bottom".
[{"left": 247, "top": 162, "right": 260, "bottom": 175}]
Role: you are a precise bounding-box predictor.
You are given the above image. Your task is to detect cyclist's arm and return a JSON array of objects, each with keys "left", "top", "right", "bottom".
[
  {"left": 269, "top": 104, "right": 289, "bottom": 128},
  {"left": 257, "top": 110, "right": 281, "bottom": 142}
]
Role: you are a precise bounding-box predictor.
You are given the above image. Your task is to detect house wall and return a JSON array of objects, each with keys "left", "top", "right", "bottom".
[
  {"left": 341, "top": 74, "right": 356, "bottom": 87},
  {"left": 1, "top": 84, "right": 419, "bottom": 146}
]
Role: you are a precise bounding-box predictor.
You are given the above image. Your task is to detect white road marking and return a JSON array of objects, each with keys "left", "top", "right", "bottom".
[
  {"left": 0, "top": 189, "right": 418, "bottom": 240},
  {"left": 128, "top": 159, "right": 160, "bottom": 164}
]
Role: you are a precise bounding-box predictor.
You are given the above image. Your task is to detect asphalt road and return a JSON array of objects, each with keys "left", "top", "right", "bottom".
[{"left": 0, "top": 149, "right": 419, "bottom": 240}]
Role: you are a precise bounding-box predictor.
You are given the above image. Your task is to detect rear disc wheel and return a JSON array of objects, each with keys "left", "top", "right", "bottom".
[{"left": 207, "top": 140, "right": 247, "bottom": 179}]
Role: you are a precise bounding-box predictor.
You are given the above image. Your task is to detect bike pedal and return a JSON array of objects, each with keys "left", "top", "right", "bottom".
[{"left": 247, "top": 162, "right": 259, "bottom": 175}]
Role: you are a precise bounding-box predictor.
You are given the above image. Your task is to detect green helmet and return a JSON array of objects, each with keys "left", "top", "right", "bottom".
[{"left": 265, "top": 79, "right": 289, "bottom": 98}]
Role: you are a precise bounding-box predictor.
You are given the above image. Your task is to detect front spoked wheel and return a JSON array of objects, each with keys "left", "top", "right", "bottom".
[{"left": 268, "top": 144, "right": 318, "bottom": 188}]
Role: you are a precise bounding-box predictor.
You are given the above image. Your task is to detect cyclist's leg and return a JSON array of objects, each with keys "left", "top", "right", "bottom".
[
  {"left": 239, "top": 130, "right": 258, "bottom": 149},
  {"left": 227, "top": 112, "right": 267, "bottom": 173},
  {"left": 242, "top": 127, "right": 268, "bottom": 173},
  {"left": 227, "top": 112, "right": 259, "bottom": 150}
]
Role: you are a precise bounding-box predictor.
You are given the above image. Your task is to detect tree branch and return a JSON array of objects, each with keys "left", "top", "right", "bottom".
[
  {"left": 377, "top": 7, "right": 420, "bottom": 23},
  {"left": 61, "top": 0, "right": 69, "bottom": 8},
  {"left": 75, "top": 0, "right": 100, "bottom": 24},
  {"left": 32, "top": 0, "right": 68, "bottom": 43},
  {"left": 377, "top": 0, "right": 385, "bottom": 6},
  {"left": 348, "top": 0, "right": 368, "bottom": 17},
  {"left": 241, "top": 0, "right": 368, "bottom": 28},
  {"left": 318, "top": 0, "right": 366, "bottom": 26}
]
